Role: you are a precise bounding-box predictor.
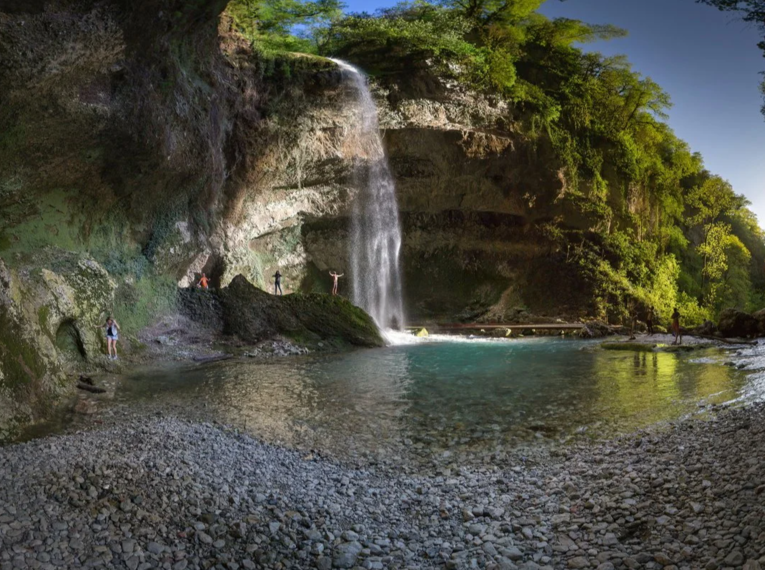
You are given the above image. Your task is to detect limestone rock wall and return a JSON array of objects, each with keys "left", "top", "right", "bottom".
[
  {"left": 0, "top": 0, "right": 596, "bottom": 433},
  {"left": 0, "top": 253, "right": 116, "bottom": 438},
  {"left": 232, "top": 72, "right": 591, "bottom": 321}
]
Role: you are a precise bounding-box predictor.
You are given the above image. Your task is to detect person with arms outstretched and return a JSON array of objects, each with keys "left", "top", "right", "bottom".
[
  {"left": 329, "top": 271, "right": 344, "bottom": 296},
  {"left": 273, "top": 271, "right": 283, "bottom": 295}
]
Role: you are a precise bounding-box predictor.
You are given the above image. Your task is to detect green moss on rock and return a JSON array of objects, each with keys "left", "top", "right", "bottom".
[
  {"left": 601, "top": 342, "right": 657, "bottom": 352},
  {"left": 182, "top": 275, "right": 383, "bottom": 347},
  {"left": 222, "top": 275, "right": 383, "bottom": 347}
]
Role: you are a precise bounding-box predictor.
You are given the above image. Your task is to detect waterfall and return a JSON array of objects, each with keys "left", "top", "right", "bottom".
[{"left": 331, "top": 58, "right": 405, "bottom": 332}]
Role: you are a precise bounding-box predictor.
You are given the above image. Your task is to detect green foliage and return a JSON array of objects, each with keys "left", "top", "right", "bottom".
[
  {"left": 319, "top": 4, "right": 486, "bottom": 80},
  {"left": 227, "top": 0, "right": 344, "bottom": 53},
  {"left": 225, "top": 0, "right": 765, "bottom": 322}
]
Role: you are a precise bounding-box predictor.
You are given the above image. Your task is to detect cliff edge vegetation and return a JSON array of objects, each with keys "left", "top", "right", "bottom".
[{"left": 227, "top": 0, "right": 765, "bottom": 324}]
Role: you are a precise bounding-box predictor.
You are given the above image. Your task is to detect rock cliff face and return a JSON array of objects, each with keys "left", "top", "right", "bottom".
[
  {"left": 0, "top": 253, "right": 116, "bottom": 438},
  {"left": 0, "top": 0, "right": 592, "bottom": 435},
  {"left": 239, "top": 70, "right": 591, "bottom": 321}
]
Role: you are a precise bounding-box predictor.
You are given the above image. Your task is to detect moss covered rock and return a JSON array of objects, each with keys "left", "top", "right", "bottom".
[
  {"left": 601, "top": 342, "right": 657, "bottom": 352},
  {"left": 0, "top": 260, "right": 62, "bottom": 440},
  {"left": 718, "top": 309, "right": 759, "bottom": 338},
  {"left": 222, "top": 275, "right": 383, "bottom": 347},
  {"left": 0, "top": 251, "right": 117, "bottom": 439},
  {"left": 182, "top": 275, "right": 383, "bottom": 347}
]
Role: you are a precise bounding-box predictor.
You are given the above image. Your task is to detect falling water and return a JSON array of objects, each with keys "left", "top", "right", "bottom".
[{"left": 331, "top": 58, "right": 405, "bottom": 332}]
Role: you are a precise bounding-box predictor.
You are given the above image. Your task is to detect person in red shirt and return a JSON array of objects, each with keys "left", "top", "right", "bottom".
[{"left": 197, "top": 273, "right": 209, "bottom": 289}]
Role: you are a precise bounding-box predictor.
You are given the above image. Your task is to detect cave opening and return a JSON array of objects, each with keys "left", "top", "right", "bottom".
[{"left": 55, "top": 320, "right": 86, "bottom": 360}]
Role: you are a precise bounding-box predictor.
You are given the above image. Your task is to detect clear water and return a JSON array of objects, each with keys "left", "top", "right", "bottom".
[
  {"left": 331, "top": 58, "right": 405, "bottom": 330},
  {"left": 112, "top": 337, "right": 757, "bottom": 461}
]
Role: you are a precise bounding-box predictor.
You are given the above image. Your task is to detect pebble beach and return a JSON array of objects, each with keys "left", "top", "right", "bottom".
[{"left": 2, "top": 400, "right": 764, "bottom": 570}]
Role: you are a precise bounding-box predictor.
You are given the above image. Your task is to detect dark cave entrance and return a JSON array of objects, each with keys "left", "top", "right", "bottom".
[{"left": 55, "top": 320, "right": 86, "bottom": 360}]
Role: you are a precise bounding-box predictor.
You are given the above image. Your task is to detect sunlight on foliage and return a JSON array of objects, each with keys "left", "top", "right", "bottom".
[{"left": 224, "top": 0, "right": 765, "bottom": 323}]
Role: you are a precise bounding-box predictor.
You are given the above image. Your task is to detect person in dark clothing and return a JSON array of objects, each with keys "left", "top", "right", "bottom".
[
  {"left": 671, "top": 307, "right": 682, "bottom": 345},
  {"left": 646, "top": 307, "right": 654, "bottom": 336},
  {"left": 273, "top": 271, "right": 283, "bottom": 295}
]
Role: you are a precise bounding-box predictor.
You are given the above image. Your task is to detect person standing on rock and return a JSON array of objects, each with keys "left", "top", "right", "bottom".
[
  {"left": 671, "top": 308, "right": 682, "bottom": 345},
  {"left": 329, "top": 271, "right": 344, "bottom": 296},
  {"left": 274, "top": 271, "right": 283, "bottom": 295},
  {"left": 197, "top": 273, "right": 209, "bottom": 289},
  {"left": 103, "top": 317, "right": 121, "bottom": 360}
]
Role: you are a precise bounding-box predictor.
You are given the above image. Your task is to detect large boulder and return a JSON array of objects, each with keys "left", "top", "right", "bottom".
[
  {"left": 753, "top": 309, "right": 765, "bottom": 337},
  {"left": 182, "top": 275, "right": 384, "bottom": 348},
  {"left": 691, "top": 320, "right": 718, "bottom": 337},
  {"left": 579, "top": 321, "right": 614, "bottom": 339},
  {"left": 717, "top": 309, "right": 759, "bottom": 338},
  {"left": 0, "top": 251, "right": 116, "bottom": 439}
]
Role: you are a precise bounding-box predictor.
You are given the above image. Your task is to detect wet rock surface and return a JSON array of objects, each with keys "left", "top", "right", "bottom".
[
  {"left": 2, "top": 403, "right": 765, "bottom": 569},
  {"left": 718, "top": 309, "right": 760, "bottom": 339},
  {"left": 179, "top": 276, "right": 384, "bottom": 348}
]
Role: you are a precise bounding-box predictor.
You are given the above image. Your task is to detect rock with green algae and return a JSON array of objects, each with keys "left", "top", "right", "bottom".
[
  {"left": 222, "top": 275, "right": 383, "bottom": 348},
  {"left": 601, "top": 341, "right": 708, "bottom": 353},
  {"left": 601, "top": 342, "right": 657, "bottom": 352},
  {"left": 0, "top": 251, "right": 117, "bottom": 440},
  {"left": 181, "top": 275, "right": 384, "bottom": 348},
  {"left": 0, "top": 260, "right": 56, "bottom": 441}
]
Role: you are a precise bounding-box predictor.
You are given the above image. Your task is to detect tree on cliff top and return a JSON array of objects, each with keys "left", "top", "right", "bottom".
[
  {"left": 324, "top": 0, "right": 765, "bottom": 319},
  {"left": 226, "top": 0, "right": 765, "bottom": 320},
  {"left": 228, "top": 0, "right": 344, "bottom": 52}
]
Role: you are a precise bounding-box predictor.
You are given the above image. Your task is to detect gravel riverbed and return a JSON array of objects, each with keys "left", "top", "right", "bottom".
[{"left": 2, "top": 403, "right": 765, "bottom": 570}]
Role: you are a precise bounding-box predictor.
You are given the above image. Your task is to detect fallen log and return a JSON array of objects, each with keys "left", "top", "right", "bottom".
[
  {"left": 77, "top": 382, "right": 107, "bottom": 394},
  {"left": 193, "top": 354, "right": 233, "bottom": 364},
  {"left": 689, "top": 334, "right": 758, "bottom": 346}
]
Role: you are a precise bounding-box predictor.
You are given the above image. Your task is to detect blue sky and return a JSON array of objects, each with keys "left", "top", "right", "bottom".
[{"left": 342, "top": 0, "right": 765, "bottom": 224}]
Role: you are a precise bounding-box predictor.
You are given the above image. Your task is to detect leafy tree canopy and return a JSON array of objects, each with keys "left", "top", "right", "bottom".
[{"left": 224, "top": 0, "right": 765, "bottom": 323}]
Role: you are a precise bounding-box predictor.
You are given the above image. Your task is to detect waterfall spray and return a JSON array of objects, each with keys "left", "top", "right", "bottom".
[{"left": 331, "top": 59, "right": 405, "bottom": 332}]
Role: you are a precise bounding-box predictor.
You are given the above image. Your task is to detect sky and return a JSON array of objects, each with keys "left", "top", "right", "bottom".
[{"left": 341, "top": 0, "right": 765, "bottom": 224}]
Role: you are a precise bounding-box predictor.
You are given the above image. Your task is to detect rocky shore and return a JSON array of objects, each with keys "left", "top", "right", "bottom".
[{"left": 2, "top": 402, "right": 765, "bottom": 570}]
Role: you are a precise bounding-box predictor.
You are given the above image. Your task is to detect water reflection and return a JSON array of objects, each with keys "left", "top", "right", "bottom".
[{"left": 116, "top": 338, "right": 753, "bottom": 459}]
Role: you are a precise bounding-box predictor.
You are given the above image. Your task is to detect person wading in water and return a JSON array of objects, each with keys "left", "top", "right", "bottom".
[
  {"left": 329, "top": 271, "right": 344, "bottom": 296},
  {"left": 671, "top": 307, "right": 682, "bottom": 345},
  {"left": 102, "top": 317, "right": 121, "bottom": 360},
  {"left": 273, "top": 271, "right": 283, "bottom": 295}
]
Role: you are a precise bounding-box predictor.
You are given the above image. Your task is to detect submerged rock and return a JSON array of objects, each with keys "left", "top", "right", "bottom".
[{"left": 601, "top": 342, "right": 656, "bottom": 352}]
